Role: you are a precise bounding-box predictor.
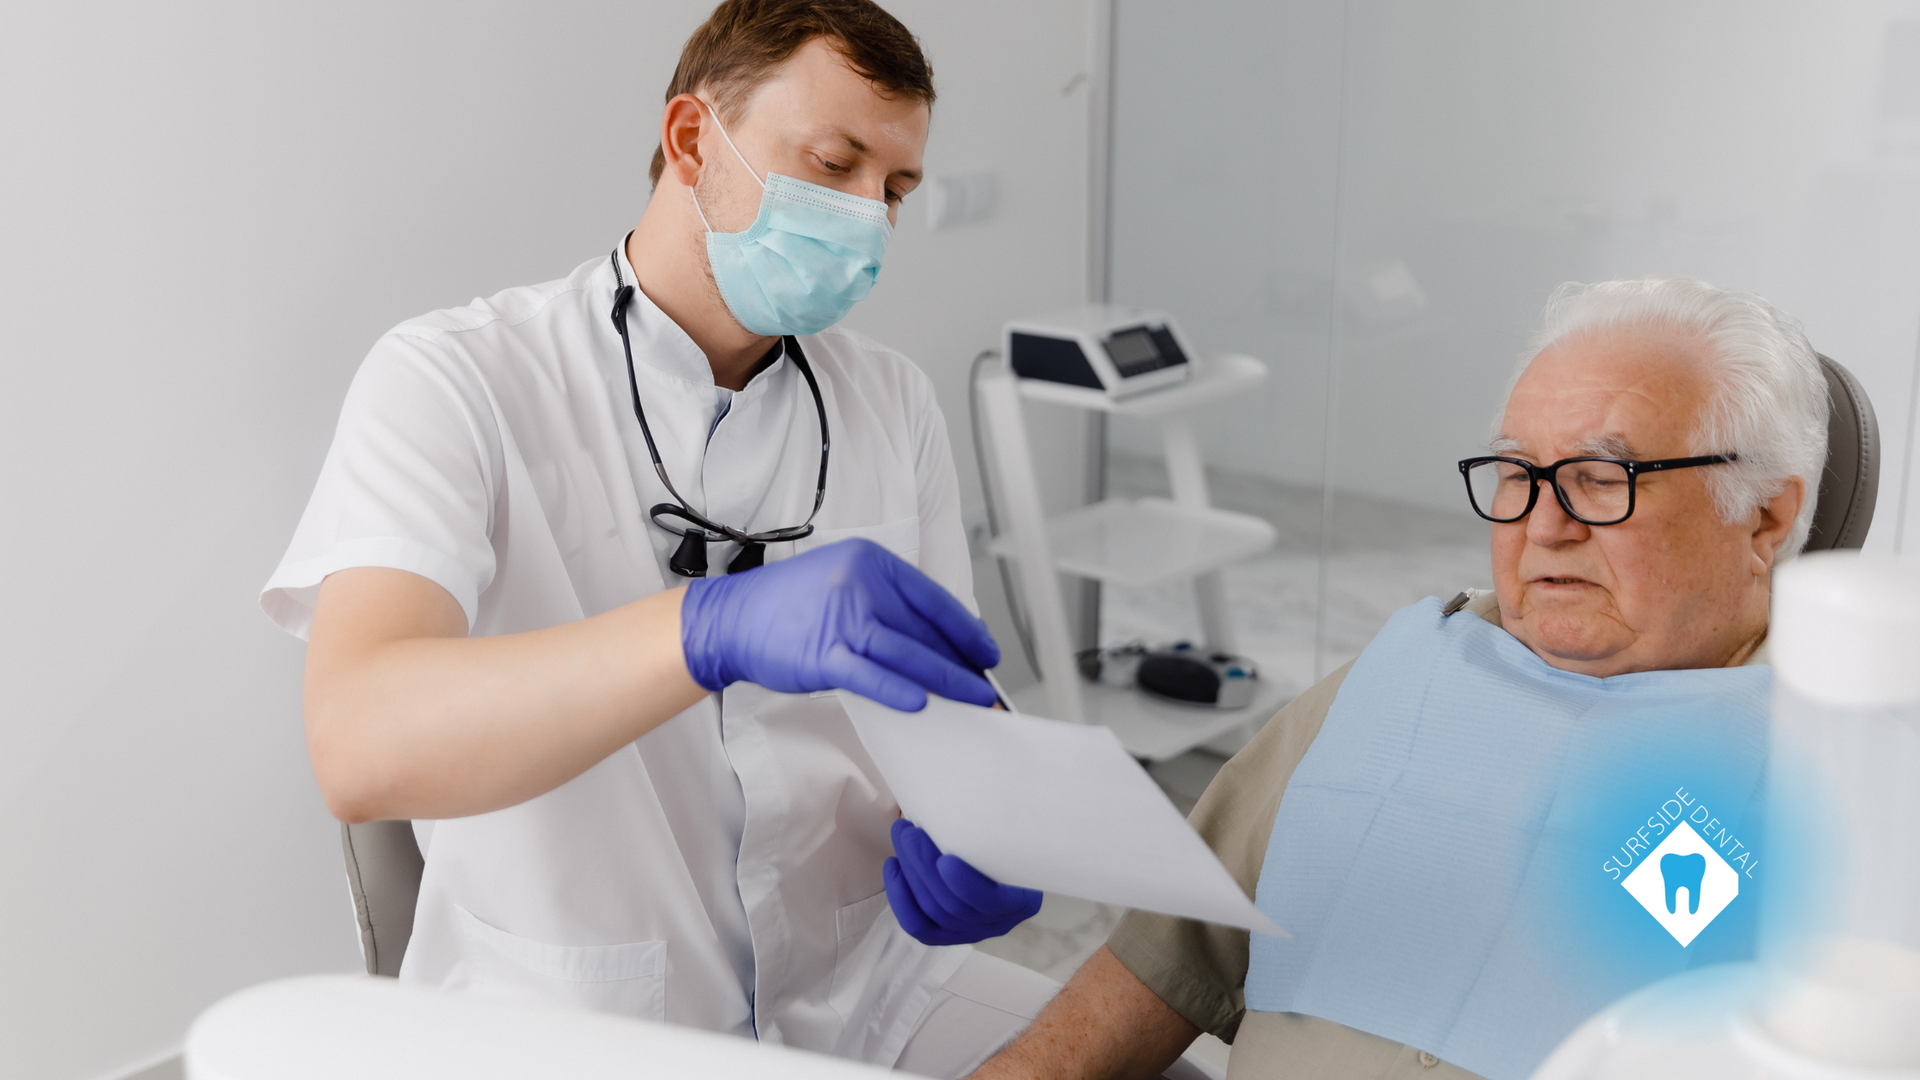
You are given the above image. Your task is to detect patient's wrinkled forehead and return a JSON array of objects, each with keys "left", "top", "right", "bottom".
[{"left": 1498, "top": 328, "right": 1713, "bottom": 459}]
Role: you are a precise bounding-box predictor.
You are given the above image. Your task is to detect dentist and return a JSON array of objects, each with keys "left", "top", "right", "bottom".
[{"left": 261, "top": 1, "right": 1047, "bottom": 1074}]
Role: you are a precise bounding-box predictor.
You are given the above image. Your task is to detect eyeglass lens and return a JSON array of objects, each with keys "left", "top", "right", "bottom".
[{"left": 1465, "top": 459, "right": 1633, "bottom": 523}]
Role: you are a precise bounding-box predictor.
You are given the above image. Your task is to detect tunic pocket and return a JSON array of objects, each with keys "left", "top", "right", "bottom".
[
  {"left": 827, "top": 889, "right": 898, "bottom": 1022},
  {"left": 451, "top": 905, "right": 667, "bottom": 1021}
]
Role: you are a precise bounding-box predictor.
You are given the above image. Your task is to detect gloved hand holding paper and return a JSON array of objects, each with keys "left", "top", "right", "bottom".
[{"left": 841, "top": 692, "right": 1285, "bottom": 936}]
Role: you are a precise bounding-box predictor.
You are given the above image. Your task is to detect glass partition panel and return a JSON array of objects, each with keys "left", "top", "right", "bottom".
[
  {"left": 1108, "top": 0, "right": 1920, "bottom": 693},
  {"left": 1104, "top": 0, "right": 1346, "bottom": 698}
]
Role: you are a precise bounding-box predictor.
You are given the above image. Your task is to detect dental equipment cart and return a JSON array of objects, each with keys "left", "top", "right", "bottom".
[{"left": 975, "top": 305, "right": 1285, "bottom": 760}]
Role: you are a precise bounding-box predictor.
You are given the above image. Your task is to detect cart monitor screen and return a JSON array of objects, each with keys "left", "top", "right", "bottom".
[{"left": 1104, "top": 325, "right": 1188, "bottom": 378}]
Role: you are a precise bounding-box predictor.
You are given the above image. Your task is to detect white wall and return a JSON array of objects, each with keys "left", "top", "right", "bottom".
[
  {"left": 0, "top": 2, "right": 1090, "bottom": 1076},
  {"left": 1108, "top": 0, "right": 1345, "bottom": 491},
  {"left": 1326, "top": 0, "right": 1920, "bottom": 542},
  {"left": 846, "top": 1, "right": 1094, "bottom": 518},
  {"left": 1111, "top": 0, "right": 1920, "bottom": 551}
]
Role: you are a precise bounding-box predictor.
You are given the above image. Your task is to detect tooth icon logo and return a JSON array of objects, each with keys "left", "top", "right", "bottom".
[
  {"left": 1661, "top": 853, "right": 1706, "bottom": 914},
  {"left": 1620, "top": 822, "right": 1739, "bottom": 946}
]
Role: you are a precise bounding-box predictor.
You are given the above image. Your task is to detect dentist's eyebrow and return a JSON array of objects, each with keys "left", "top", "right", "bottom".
[
  {"left": 833, "top": 130, "right": 921, "bottom": 182},
  {"left": 1489, "top": 436, "right": 1524, "bottom": 456}
]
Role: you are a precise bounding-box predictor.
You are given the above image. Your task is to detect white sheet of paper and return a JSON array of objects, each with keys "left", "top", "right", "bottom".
[{"left": 841, "top": 692, "right": 1285, "bottom": 936}]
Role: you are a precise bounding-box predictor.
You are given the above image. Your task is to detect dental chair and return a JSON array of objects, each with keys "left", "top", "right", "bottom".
[
  {"left": 341, "top": 815, "right": 423, "bottom": 976},
  {"left": 337, "top": 354, "right": 1880, "bottom": 979}
]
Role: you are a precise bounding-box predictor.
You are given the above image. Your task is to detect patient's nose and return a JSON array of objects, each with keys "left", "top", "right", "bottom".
[{"left": 1527, "top": 479, "right": 1591, "bottom": 545}]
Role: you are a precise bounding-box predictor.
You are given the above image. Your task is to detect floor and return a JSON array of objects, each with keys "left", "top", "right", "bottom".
[
  {"left": 974, "top": 454, "right": 1491, "bottom": 1070},
  {"left": 1097, "top": 452, "right": 1493, "bottom": 702}
]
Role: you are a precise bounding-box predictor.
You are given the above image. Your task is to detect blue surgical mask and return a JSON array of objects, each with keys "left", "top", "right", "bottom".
[{"left": 689, "top": 105, "right": 893, "bottom": 337}]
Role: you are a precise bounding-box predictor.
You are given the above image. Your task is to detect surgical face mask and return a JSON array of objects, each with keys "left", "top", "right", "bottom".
[{"left": 689, "top": 105, "right": 893, "bottom": 337}]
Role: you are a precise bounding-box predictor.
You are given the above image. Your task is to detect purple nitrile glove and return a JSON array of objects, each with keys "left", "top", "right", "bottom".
[
  {"left": 884, "top": 818, "right": 1043, "bottom": 946},
  {"left": 679, "top": 537, "right": 1000, "bottom": 711}
]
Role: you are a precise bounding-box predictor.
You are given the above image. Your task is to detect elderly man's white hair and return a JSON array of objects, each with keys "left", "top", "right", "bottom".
[{"left": 1509, "top": 276, "right": 1829, "bottom": 557}]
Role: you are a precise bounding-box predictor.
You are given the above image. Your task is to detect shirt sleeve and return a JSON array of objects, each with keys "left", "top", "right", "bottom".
[
  {"left": 260, "top": 332, "right": 503, "bottom": 639},
  {"left": 906, "top": 369, "right": 977, "bottom": 613},
  {"left": 1105, "top": 660, "right": 1355, "bottom": 1042}
]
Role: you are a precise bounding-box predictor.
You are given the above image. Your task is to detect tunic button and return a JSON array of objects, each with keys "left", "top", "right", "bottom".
[{"left": 1417, "top": 1051, "right": 1439, "bottom": 1068}]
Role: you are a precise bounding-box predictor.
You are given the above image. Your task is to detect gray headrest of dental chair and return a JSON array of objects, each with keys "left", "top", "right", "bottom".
[
  {"left": 1804, "top": 353, "right": 1878, "bottom": 552},
  {"left": 336, "top": 354, "right": 1880, "bottom": 977}
]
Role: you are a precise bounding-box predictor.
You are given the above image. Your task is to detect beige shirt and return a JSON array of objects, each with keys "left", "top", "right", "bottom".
[{"left": 1107, "top": 593, "right": 1769, "bottom": 1080}]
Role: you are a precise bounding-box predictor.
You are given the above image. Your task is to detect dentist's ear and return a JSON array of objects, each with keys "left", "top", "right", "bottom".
[{"left": 658, "top": 94, "right": 714, "bottom": 190}]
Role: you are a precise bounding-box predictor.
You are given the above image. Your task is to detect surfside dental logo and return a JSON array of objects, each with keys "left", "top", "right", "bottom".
[{"left": 1600, "top": 786, "right": 1757, "bottom": 946}]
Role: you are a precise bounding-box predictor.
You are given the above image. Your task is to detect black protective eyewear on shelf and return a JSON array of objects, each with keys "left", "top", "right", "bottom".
[
  {"left": 1457, "top": 453, "right": 1737, "bottom": 526},
  {"left": 610, "top": 248, "right": 830, "bottom": 577}
]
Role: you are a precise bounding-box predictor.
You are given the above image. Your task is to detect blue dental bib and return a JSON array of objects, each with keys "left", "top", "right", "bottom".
[{"left": 1244, "top": 597, "right": 1772, "bottom": 1080}]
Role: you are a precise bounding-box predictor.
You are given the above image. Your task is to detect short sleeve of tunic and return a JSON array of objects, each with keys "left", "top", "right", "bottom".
[
  {"left": 1105, "top": 660, "right": 1354, "bottom": 1042},
  {"left": 904, "top": 362, "right": 973, "bottom": 610},
  {"left": 260, "top": 328, "right": 503, "bottom": 638}
]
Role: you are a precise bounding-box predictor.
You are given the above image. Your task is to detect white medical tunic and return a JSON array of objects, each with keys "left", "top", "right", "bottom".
[{"left": 261, "top": 247, "right": 976, "bottom": 1064}]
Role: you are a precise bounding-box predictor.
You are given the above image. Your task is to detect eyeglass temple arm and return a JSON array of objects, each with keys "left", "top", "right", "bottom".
[{"left": 1631, "top": 453, "right": 1738, "bottom": 473}]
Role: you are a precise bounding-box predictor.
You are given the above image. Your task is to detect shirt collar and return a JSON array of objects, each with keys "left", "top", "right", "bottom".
[
  {"left": 611, "top": 241, "right": 719, "bottom": 388},
  {"left": 610, "top": 241, "right": 790, "bottom": 397}
]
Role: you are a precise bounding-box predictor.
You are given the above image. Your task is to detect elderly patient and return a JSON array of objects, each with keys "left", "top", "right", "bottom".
[{"left": 973, "top": 277, "right": 1828, "bottom": 1080}]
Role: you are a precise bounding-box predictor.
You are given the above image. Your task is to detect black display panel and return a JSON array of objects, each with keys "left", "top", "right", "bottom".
[
  {"left": 1104, "top": 324, "right": 1189, "bottom": 377},
  {"left": 1105, "top": 328, "right": 1160, "bottom": 370},
  {"left": 1009, "top": 331, "right": 1104, "bottom": 389}
]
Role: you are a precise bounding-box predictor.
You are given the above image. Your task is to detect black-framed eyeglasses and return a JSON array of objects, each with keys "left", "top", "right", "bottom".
[
  {"left": 1457, "top": 453, "right": 1737, "bottom": 526},
  {"left": 610, "top": 246, "right": 829, "bottom": 578}
]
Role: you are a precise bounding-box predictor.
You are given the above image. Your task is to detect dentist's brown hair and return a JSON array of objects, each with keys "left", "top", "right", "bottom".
[{"left": 648, "top": 0, "right": 937, "bottom": 187}]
